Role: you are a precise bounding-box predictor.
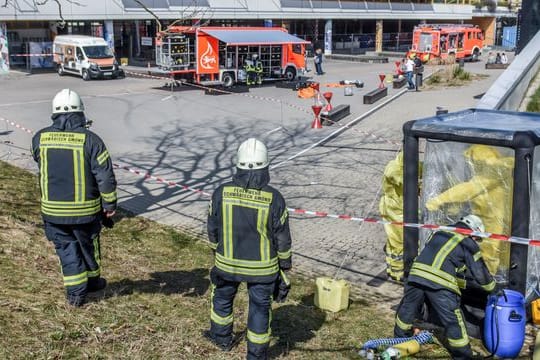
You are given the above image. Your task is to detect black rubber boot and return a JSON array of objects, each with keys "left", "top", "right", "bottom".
[
  {"left": 88, "top": 278, "right": 107, "bottom": 292},
  {"left": 202, "top": 330, "right": 235, "bottom": 352}
]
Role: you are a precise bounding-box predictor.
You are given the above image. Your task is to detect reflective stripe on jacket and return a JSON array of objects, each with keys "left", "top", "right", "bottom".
[
  {"left": 408, "top": 230, "right": 495, "bottom": 295},
  {"left": 32, "top": 115, "right": 117, "bottom": 225},
  {"left": 208, "top": 178, "right": 292, "bottom": 283}
]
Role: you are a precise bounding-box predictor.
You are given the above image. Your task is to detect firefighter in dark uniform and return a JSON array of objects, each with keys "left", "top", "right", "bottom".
[
  {"left": 204, "top": 138, "right": 292, "bottom": 360},
  {"left": 31, "top": 89, "right": 117, "bottom": 307},
  {"left": 394, "top": 214, "right": 495, "bottom": 359},
  {"left": 245, "top": 54, "right": 262, "bottom": 86}
]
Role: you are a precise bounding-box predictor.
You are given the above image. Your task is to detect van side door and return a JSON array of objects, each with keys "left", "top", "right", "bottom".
[{"left": 75, "top": 46, "right": 85, "bottom": 71}]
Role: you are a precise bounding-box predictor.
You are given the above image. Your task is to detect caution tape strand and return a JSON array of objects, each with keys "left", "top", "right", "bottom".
[{"left": 3, "top": 112, "right": 537, "bottom": 246}]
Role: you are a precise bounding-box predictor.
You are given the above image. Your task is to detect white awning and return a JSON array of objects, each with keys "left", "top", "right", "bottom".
[{"left": 199, "top": 29, "right": 310, "bottom": 46}]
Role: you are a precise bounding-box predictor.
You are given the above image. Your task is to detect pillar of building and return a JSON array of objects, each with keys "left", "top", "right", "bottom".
[
  {"left": 134, "top": 20, "right": 141, "bottom": 58},
  {"left": 104, "top": 20, "right": 114, "bottom": 49},
  {"left": 375, "top": 19, "right": 383, "bottom": 53},
  {"left": 324, "top": 19, "right": 332, "bottom": 55}
]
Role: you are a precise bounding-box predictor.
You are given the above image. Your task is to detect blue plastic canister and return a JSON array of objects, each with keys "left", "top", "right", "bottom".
[{"left": 483, "top": 289, "right": 526, "bottom": 358}]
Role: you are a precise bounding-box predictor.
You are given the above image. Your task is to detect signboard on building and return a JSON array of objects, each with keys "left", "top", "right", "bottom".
[
  {"left": 0, "top": 22, "right": 9, "bottom": 73},
  {"left": 141, "top": 37, "right": 152, "bottom": 46}
]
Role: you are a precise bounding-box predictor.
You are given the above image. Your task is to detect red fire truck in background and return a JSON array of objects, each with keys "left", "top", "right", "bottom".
[
  {"left": 155, "top": 26, "right": 310, "bottom": 87},
  {"left": 408, "top": 24, "right": 484, "bottom": 63}
]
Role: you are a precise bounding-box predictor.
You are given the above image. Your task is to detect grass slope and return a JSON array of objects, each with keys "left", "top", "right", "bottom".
[{"left": 0, "top": 160, "right": 451, "bottom": 359}]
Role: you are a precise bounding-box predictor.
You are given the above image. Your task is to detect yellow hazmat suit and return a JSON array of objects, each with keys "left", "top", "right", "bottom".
[
  {"left": 425, "top": 145, "right": 514, "bottom": 275},
  {"left": 379, "top": 151, "right": 406, "bottom": 281}
]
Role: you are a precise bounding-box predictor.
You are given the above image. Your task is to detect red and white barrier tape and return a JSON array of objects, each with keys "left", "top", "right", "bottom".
[
  {"left": 112, "top": 163, "right": 211, "bottom": 197},
  {"left": 1, "top": 117, "right": 34, "bottom": 134},
  {"left": 106, "top": 163, "right": 540, "bottom": 248},
  {"left": 4, "top": 115, "right": 534, "bottom": 246},
  {"left": 124, "top": 70, "right": 171, "bottom": 81}
]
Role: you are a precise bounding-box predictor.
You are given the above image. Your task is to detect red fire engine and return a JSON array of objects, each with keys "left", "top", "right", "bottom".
[
  {"left": 155, "top": 26, "right": 310, "bottom": 87},
  {"left": 408, "top": 24, "right": 484, "bottom": 62}
]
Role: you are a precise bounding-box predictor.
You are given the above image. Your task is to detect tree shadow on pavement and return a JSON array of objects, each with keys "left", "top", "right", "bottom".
[
  {"left": 95, "top": 269, "right": 210, "bottom": 301},
  {"left": 269, "top": 294, "right": 326, "bottom": 358}
]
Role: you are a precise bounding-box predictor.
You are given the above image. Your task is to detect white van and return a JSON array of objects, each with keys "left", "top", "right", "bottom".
[{"left": 53, "top": 35, "right": 124, "bottom": 80}]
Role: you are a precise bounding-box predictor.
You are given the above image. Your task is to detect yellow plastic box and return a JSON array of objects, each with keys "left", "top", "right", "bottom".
[
  {"left": 314, "top": 277, "right": 350, "bottom": 312},
  {"left": 120, "top": 57, "right": 128, "bottom": 66}
]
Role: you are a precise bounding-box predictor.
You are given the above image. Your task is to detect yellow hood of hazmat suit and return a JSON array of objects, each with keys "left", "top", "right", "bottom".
[
  {"left": 380, "top": 151, "right": 422, "bottom": 282},
  {"left": 425, "top": 144, "right": 514, "bottom": 275}
]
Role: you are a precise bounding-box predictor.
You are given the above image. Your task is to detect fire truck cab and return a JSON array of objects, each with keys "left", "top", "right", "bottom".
[
  {"left": 155, "top": 26, "right": 310, "bottom": 86},
  {"left": 409, "top": 24, "right": 484, "bottom": 63}
]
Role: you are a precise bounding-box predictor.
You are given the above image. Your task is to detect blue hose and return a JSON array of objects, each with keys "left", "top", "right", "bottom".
[{"left": 362, "top": 331, "right": 433, "bottom": 350}]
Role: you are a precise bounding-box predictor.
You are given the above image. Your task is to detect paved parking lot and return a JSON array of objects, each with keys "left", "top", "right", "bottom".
[{"left": 0, "top": 57, "right": 506, "bottom": 308}]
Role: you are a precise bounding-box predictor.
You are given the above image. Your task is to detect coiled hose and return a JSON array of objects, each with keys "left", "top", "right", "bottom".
[{"left": 361, "top": 331, "right": 433, "bottom": 350}]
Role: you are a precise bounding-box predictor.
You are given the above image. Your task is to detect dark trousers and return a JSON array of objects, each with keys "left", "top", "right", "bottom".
[
  {"left": 209, "top": 268, "right": 274, "bottom": 360},
  {"left": 314, "top": 62, "right": 323, "bottom": 75},
  {"left": 44, "top": 220, "right": 102, "bottom": 298},
  {"left": 394, "top": 283, "right": 472, "bottom": 360}
]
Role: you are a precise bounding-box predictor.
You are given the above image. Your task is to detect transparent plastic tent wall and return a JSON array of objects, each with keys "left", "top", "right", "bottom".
[{"left": 403, "top": 109, "right": 540, "bottom": 303}]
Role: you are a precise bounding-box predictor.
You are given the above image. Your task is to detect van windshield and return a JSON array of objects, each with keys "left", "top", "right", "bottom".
[{"left": 83, "top": 46, "right": 114, "bottom": 59}]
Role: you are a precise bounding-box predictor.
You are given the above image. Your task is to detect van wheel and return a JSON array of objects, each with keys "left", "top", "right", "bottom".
[
  {"left": 57, "top": 64, "right": 65, "bottom": 76},
  {"left": 222, "top": 72, "right": 234, "bottom": 87},
  {"left": 82, "top": 69, "right": 90, "bottom": 81},
  {"left": 284, "top": 67, "right": 296, "bottom": 81}
]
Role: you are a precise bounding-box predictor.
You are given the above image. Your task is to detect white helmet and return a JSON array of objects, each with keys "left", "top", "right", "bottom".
[
  {"left": 237, "top": 138, "right": 269, "bottom": 170},
  {"left": 52, "top": 89, "right": 84, "bottom": 114},
  {"left": 460, "top": 214, "right": 485, "bottom": 233}
]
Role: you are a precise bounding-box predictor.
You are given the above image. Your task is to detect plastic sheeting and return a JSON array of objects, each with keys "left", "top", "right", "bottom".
[
  {"left": 420, "top": 141, "right": 514, "bottom": 285},
  {"left": 528, "top": 146, "right": 540, "bottom": 302}
]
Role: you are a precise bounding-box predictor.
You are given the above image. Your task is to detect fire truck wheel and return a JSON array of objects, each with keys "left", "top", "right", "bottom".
[
  {"left": 284, "top": 67, "right": 296, "bottom": 81},
  {"left": 57, "top": 64, "right": 65, "bottom": 76},
  {"left": 222, "top": 72, "right": 234, "bottom": 87},
  {"left": 472, "top": 49, "right": 480, "bottom": 62},
  {"left": 82, "top": 69, "right": 90, "bottom": 81}
]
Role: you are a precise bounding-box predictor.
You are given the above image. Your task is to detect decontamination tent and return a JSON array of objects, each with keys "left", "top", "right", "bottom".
[
  {"left": 198, "top": 29, "right": 310, "bottom": 46},
  {"left": 402, "top": 108, "right": 540, "bottom": 305}
]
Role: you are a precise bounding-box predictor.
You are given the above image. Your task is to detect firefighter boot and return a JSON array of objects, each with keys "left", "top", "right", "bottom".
[
  {"left": 202, "top": 330, "right": 234, "bottom": 351},
  {"left": 88, "top": 277, "right": 107, "bottom": 292}
]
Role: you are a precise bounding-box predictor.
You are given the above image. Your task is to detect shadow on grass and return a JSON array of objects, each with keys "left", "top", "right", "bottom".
[
  {"left": 95, "top": 269, "right": 210, "bottom": 301},
  {"left": 269, "top": 294, "right": 329, "bottom": 358}
]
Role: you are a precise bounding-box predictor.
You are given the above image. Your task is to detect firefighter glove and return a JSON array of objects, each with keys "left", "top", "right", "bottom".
[{"left": 273, "top": 270, "right": 291, "bottom": 303}]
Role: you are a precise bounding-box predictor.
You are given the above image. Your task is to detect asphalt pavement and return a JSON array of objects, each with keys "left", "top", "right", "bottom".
[{"left": 0, "top": 56, "right": 510, "bottom": 310}]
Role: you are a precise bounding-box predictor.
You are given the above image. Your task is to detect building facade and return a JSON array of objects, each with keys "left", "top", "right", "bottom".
[{"left": 0, "top": 0, "right": 517, "bottom": 69}]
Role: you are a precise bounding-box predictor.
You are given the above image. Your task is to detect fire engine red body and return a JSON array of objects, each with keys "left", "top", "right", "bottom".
[
  {"left": 155, "top": 26, "right": 309, "bottom": 86},
  {"left": 408, "top": 24, "right": 484, "bottom": 62}
]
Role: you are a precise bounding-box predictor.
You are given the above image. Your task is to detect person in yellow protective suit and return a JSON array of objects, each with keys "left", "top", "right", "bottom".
[
  {"left": 425, "top": 145, "right": 514, "bottom": 276},
  {"left": 380, "top": 151, "right": 419, "bottom": 282}
]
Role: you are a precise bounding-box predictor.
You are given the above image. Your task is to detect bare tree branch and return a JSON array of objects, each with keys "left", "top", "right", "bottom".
[
  {"left": 132, "top": 0, "right": 163, "bottom": 33},
  {"left": 132, "top": 0, "right": 212, "bottom": 35},
  {"left": 3, "top": 0, "right": 85, "bottom": 27}
]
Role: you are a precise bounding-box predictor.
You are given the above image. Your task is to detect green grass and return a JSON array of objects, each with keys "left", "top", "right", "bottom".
[
  {"left": 0, "top": 160, "right": 455, "bottom": 359},
  {"left": 425, "top": 65, "right": 485, "bottom": 88},
  {"left": 526, "top": 85, "right": 540, "bottom": 113}
]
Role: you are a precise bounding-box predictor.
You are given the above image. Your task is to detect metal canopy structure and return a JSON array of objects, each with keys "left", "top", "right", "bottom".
[{"left": 199, "top": 29, "right": 310, "bottom": 46}]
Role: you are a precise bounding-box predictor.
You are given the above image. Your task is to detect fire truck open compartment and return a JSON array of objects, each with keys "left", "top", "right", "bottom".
[{"left": 155, "top": 27, "right": 309, "bottom": 86}]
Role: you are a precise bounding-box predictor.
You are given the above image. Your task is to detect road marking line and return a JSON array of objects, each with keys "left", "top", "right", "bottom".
[{"left": 263, "top": 126, "right": 283, "bottom": 135}]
